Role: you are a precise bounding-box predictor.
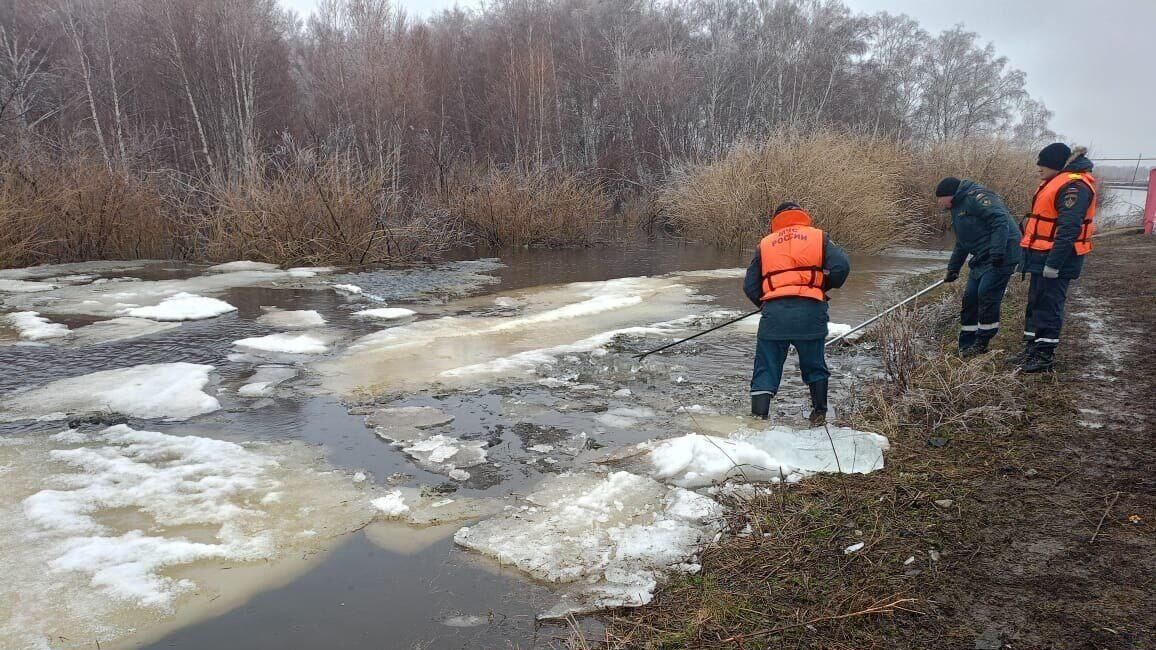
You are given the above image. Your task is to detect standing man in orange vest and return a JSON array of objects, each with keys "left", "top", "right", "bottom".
[
  {"left": 743, "top": 202, "right": 851, "bottom": 425},
  {"left": 1017, "top": 144, "right": 1097, "bottom": 373}
]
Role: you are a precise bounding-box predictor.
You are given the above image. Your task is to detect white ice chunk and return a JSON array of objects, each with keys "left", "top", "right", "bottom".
[
  {"left": 844, "top": 542, "right": 865, "bottom": 554},
  {"left": 286, "top": 267, "right": 334, "bottom": 278},
  {"left": 123, "top": 292, "right": 237, "bottom": 321},
  {"left": 6, "top": 311, "right": 70, "bottom": 341},
  {"left": 256, "top": 309, "right": 326, "bottom": 329},
  {"left": 332, "top": 284, "right": 363, "bottom": 295},
  {"left": 827, "top": 322, "right": 855, "bottom": 339},
  {"left": 1, "top": 363, "right": 219, "bottom": 422},
  {"left": 454, "top": 471, "right": 723, "bottom": 617},
  {"left": 353, "top": 307, "right": 417, "bottom": 321},
  {"left": 371, "top": 490, "right": 411, "bottom": 517},
  {"left": 206, "top": 261, "right": 280, "bottom": 273},
  {"left": 402, "top": 435, "right": 487, "bottom": 472},
  {"left": 233, "top": 333, "right": 331, "bottom": 355},
  {"left": 644, "top": 426, "right": 889, "bottom": 489}
]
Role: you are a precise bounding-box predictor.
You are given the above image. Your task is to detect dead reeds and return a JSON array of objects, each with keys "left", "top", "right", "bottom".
[
  {"left": 658, "top": 130, "right": 921, "bottom": 252},
  {"left": 434, "top": 166, "right": 610, "bottom": 248},
  {"left": 904, "top": 138, "right": 1038, "bottom": 224}
]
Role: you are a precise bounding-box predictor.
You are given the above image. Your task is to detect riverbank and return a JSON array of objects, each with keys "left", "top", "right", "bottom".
[{"left": 600, "top": 234, "right": 1155, "bottom": 649}]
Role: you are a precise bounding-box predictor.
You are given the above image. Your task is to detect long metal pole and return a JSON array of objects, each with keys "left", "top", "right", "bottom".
[
  {"left": 825, "top": 279, "right": 945, "bottom": 347},
  {"left": 633, "top": 309, "right": 761, "bottom": 360}
]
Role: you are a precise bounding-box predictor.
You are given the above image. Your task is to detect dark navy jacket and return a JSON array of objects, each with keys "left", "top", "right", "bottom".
[
  {"left": 946, "top": 180, "right": 1023, "bottom": 274},
  {"left": 1021, "top": 154, "right": 1095, "bottom": 279},
  {"left": 743, "top": 234, "right": 851, "bottom": 340}
]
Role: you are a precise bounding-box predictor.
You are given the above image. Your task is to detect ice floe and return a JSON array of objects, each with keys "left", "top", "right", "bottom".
[
  {"left": 67, "top": 317, "right": 180, "bottom": 345},
  {"left": 256, "top": 308, "right": 327, "bottom": 329},
  {"left": 454, "top": 471, "right": 723, "bottom": 618},
  {"left": 123, "top": 292, "right": 237, "bottom": 321},
  {"left": 643, "top": 426, "right": 890, "bottom": 489},
  {"left": 233, "top": 332, "right": 332, "bottom": 355},
  {"left": 332, "top": 283, "right": 363, "bottom": 295},
  {"left": 596, "top": 406, "right": 656, "bottom": 429},
  {"left": 0, "top": 278, "right": 58, "bottom": 293},
  {"left": 5, "top": 311, "right": 70, "bottom": 340},
  {"left": 207, "top": 260, "right": 280, "bottom": 273},
  {"left": 318, "top": 275, "right": 703, "bottom": 393},
  {"left": 0, "top": 363, "right": 220, "bottom": 422},
  {"left": 237, "top": 366, "right": 298, "bottom": 397},
  {"left": 353, "top": 307, "right": 418, "bottom": 321},
  {"left": 0, "top": 425, "right": 374, "bottom": 649},
  {"left": 371, "top": 487, "right": 501, "bottom": 526}
]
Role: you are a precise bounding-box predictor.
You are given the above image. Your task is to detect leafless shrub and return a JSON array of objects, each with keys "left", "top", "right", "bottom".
[
  {"left": 658, "top": 131, "right": 922, "bottom": 252},
  {"left": 433, "top": 166, "right": 610, "bottom": 248}
]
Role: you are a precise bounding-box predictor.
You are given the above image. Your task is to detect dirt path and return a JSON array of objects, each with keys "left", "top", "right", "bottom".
[
  {"left": 606, "top": 234, "right": 1155, "bottom": 649},
  {"left": 938, "top": 233, "right": 1155, "bottom": 649}
]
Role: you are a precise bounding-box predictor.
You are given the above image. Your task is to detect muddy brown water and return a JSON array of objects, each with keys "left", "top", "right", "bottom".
[{"left": 0, "top": 239, "right": 947, "bottom": 650}]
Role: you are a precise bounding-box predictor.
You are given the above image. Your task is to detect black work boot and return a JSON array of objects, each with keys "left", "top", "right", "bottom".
[
  {"left": 750, "top": 393, "right": 772, "bottom": 419},
  {"left": 1008, "top": 340, "right": 1035, "bottom": 367},
  {"left": 1021, "top": 346, "right": 1055, "bottom": 373},
  {"left": 807, "top": 380, "right": 828, "bottom": 426},
  {"left": 961, "top": 340, "right": 990, "bottom": 358}
]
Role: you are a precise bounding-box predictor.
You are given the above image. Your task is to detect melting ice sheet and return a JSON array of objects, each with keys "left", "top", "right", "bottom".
[
  {"left": 454, "top": 471, "right": 724, "bottom": 619},
  {"left": 318, "top": 275, "right": 709, "bottom": 393},
  {"left": 0, "top": 425, "right": 374, "bottom": 650}
]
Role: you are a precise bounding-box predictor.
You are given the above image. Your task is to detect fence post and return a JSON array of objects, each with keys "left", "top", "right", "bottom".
[{"left": 1145, "top": 168, "right": 1156, "bottom": 235}]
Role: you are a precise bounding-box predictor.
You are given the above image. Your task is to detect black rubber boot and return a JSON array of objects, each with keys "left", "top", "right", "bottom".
[
  {"left": 961, "top": 340, "right": 990, "bottom": 358},
  {"left": 750, "top": 393, "right": 772, "bottom": 419},
  {"left": 807, "top": 380, "right": 828, "bottom": 426},
  {"left": 1021, "top": 346, "right": 1055, "bottom": 373}
]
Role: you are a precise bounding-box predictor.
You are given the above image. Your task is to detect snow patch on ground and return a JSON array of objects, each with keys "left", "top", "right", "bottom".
[
  {"left": 0, "top": 426, "right": 374, "bottom": 649},
  {"left": 123, "top": 292, "right": 237, "bottom": 321},
  {"left": 256, "top": 308, "right": 327, "bottom": 329},
  {"left": 643, "top": 426, "right": 889, "bottom": 489},
  {"left": 5, "top": 311, "right": 70, "bottom": 340},
  {"left": 1, "top": 363, "right": 220, "bottom": 422},
  {"left": 454, "top": 471, "right": 723, "bottom": 618}
]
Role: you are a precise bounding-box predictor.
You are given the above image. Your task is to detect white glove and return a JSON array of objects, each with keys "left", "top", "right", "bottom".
[{"left": 1042, "top": 266, "right": 1059, "bottom": 279}]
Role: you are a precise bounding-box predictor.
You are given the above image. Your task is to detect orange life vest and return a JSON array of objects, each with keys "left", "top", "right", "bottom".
[
  {"left": 1020, "top": 171, "right": 1097, "bottom": 255},
  {"left": 758, "top": 209, "right": 826, "bottom": 302}
]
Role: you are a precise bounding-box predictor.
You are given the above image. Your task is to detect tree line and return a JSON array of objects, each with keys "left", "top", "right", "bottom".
[{"left": 2, "top": 0, "right": 1054, "bottom": 191}]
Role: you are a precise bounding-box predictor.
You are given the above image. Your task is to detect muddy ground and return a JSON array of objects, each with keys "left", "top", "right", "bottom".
[{"left": 606, "top": 234, "right": 1154, "bottom": 649}]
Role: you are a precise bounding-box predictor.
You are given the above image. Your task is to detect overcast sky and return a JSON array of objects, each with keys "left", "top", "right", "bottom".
[{"left": 278, "top": 0, "right": 1155, "bottom": 159}]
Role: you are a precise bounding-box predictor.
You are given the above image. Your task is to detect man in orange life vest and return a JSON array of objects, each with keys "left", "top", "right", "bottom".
[
  {"left": 743, "top": 203, "right": 851, "bottom": 424},
  {"left": 1017, "top": 143, "right": 1097, "bottom": 373}
]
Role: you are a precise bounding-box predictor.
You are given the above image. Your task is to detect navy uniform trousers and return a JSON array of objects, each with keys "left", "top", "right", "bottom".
[
  {"left": 1023, "top": 274, "right": 1071, "bottom": 349},
  {"left": 958, "top": 266, "right": 1014, "bottom": 349},
  {"left": 750, "top": 337, "right": 828, "bottom": 396}
]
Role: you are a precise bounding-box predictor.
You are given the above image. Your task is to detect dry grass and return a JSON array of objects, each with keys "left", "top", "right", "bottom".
[
  {"left": 434, "top": 166, "right": 610, "bottom": 247},
  {"left": 0, "top": 152, "right": 179, "bottom": 266},
  {"left": 904, "top": 138, "right": 1038, "bottom": 225},
  {"left": 658, "top": 130, "right": 921, "bottom": 252},
  {"left": 201, "top": 151, "right": 460, "bottom": 266}
]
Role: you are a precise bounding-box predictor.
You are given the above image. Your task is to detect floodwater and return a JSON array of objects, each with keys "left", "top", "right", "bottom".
[{"left": 0, "top": 239, "right": 946, "bottom": 650}]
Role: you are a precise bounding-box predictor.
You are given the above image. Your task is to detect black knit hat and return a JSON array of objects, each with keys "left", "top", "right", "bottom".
[
  {"left": 772, "top": 201, "right": 801, "bottom": 216},
  {"left": 935, "top": 177, "right": 961, "bottom": 198},
  {"left": 1036, "top": 142, "right": 1071, "bottom": 171}
]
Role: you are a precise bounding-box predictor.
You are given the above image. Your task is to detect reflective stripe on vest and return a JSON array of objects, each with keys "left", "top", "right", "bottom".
[
  {"left": 1020, "top": 171, "right": 1097, "bottom": 255},
  {"left": 759, "top": 225, "right": 825, "bottom": 302}
]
